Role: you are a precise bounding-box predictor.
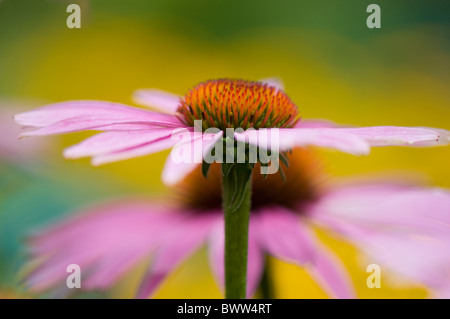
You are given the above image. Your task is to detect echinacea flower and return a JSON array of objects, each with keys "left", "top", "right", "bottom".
[
  {"left": 14, "top": 78, "right": 450, "bottom": 186},
  {"left": 25, "top": 149, "right": 450, "bottom": 298},
  {"left": 16, "top": 77, "right": 450, "bottom": 298}
]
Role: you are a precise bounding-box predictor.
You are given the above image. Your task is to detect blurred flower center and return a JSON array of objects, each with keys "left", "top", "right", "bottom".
[
  {"left": 176, "top": 79, "right": 301, "bottom": 130},
  {"left": 176, "top": 148, "right": 322, "bottom": 212}
]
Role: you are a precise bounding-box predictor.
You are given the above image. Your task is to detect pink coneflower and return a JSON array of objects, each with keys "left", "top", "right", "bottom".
[
  {"left": 14, "top": 78, "right": 449, "bottom": 186},
  {"left": 16, "top": 78, "right": 450, "bottom": 298},
  {"left": 26, "top": 150, "right": 450, "bottom": 298}
]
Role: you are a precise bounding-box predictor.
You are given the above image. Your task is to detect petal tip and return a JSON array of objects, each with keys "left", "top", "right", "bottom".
[
  {"left": 161, "top": 171, "right": 179, "bottom": 186},
  {"left": 18, "top": 131, "right": 34, "bottom": 139},
  {"left": 13, "top": 113, "right": 22, "bottom": 124},
  {"left": 90, "top": 158, "right": 104, "bottom": 167},
  {"left": 63, "top": 148, "right": 76, "bottom": 159}
]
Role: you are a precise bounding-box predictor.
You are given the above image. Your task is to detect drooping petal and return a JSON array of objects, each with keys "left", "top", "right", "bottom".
[
  {"left": 132, "top": 89, "right": 181, "bottom": 114},
  {"left": 208, "top": 222, "right": 224, "bottom": 292},
  {"left": 308, "top": 184, "right": 450, "bottom": 238},
  {"left": 208, "top": 217, "right": 264, "bottom": 298},
  {"left": 63, "top": 128, "right": 179, "bottom": 159},
  {"left": 365, "top": 233, "right": 449, "bottom": 289},
  {"left": 234, "top": 128, "right": 371, "bottom": 155},
  {"left": 305, "top": 243, "right": 356, "bottom": 299},
  {"left": 254, "top": 207, "right": 316, "bottom": 265},
  {"left": 15, "top": 101, "right": 182, "bottom": 137},
  {"left": 26, "top": 201, "right": 182, "bottom": 293},
  {"left": 246, "top": 233, "right": 265, "bottom": 298},
  {"left": 15, "top": 101, "right": 138, "bottom": 127},
  {"left": 339, "top": 126, "right": 444, "bottom": 147},
  {"left": 90, "top": 133, "right": 182, "bottom": 166},
  {"left": 15, "top": 101, "right": 182, "bottom": 127},
  {"left": 136, "top": 213, "right": 219, "bottom": 298},
  {"left": 254, "top": 207, "right": 356, "bottom": 298},
  {"left": 307, "top": 183, "right": 450, "bottom": 293},
  {"left": 162, "top": 131, "right": 224, "bottom": 186},
  {"left": 20, "top": 115, "right": 181, "bottom": 137},
  {"left": 433, "top": 286, "right": 450, "bottom": 299}
]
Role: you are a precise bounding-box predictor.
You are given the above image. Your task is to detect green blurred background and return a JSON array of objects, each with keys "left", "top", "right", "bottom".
[{"left": 0, "top": 0, "right": 449, "bottom": 298}]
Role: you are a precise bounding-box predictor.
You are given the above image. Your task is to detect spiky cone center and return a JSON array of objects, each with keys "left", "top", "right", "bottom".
[{"left": 176, "top": 79, "right": 301, "bottom": 130}]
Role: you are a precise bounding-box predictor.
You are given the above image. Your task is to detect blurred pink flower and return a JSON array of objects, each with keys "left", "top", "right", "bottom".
[
  {"left": 26, "top": 151, "right": 450, "bottom": 299},
  {"left": 14, "top": 78, "right": 450, "bottom": 185}
]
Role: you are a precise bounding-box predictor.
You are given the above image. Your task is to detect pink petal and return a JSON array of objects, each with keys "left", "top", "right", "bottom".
[
  {"left": 307, "top": 184, "right": 450, "bottom": 238},
  {"left": 91, "top": 134, "right": 179, "bottom": 166},
  {"left": 360, "top": 233, "right": 449, "bottom": 289},
  {"left": 340, "top": 126, "right": 443, "bottom": 146},
  {"left": 63, "top": 128, "right": 178, "bottom": 159},
  {"left": 15, "top": 101, "right": 182, "bottom": 137},
  {"left": 26, "top": 201, "right": 181, "bottom": 292},
  {"left": 307, "top": 183, "right": 450, "bottom": 292},
  {"left": 254, "top": 207, "right": 316, "bottom": 265},
  {"left": 162, "top": 131, "right": 223, "bottom": 186},
  {"left": 15, "top": 101, "right": 135, "bottom": 126},
  {"left": 208, "top": 222, "right": 225, "bottom": 292},
  {"left": 15, "top": 101, "right": 181, "bottom": 127},
  {"left": 306, "top": 243, "right": 356, "bottom": 299},
  {"left": 132, "top": 89, "right": 181, "bottom": 114},
  {"left": 136, "top": 213, "right": 219, "bottom": 298},
  {"left": 82, "top": 240, "right": 157, "bottom": 290},
  {"left": 20, "top": 115, "right": 181, "bottom": 137},
  {"left": 0, "top": 106, "right": 48, "bottom": 160},
  {"left": 208, "top": 217, "right": 264, "bottom": 298},
  {"left": 254, "top": 207, "right": 356, "bottom": 298},
  {"left": 71, "top": 123, "right": 173, "bottom": 131},
  {"left": 418, "top": 127, "right": 450, "bottom": 146},
  {"left": 433, "top": 286, "right": 450, "bottom": 299},
  {"left": 246, "top": 234, "right": 264, "bottom": 298},
  {"left": 234, "top": 128, "right": 370, "bottom": 155}
]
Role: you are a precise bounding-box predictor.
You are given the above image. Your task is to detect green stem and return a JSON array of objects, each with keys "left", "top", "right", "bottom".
[{"left": 222, "top": 163, "right": 253, "bottom": 299}]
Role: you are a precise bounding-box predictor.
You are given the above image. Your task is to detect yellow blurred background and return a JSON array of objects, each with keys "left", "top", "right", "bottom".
[{"left": 0, "top": 0, "right": 449, "bottom": 298}]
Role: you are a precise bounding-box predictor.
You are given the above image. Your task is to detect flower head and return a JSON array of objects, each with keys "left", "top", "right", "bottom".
[
  {"left": 14, "top": 78, "right": 450, "bottom": 185},
  {"left": 176, "top": 79, "right": 300, "bottom": 130}
]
